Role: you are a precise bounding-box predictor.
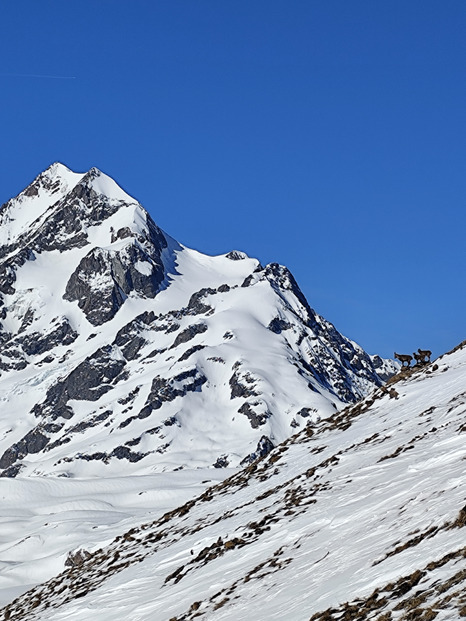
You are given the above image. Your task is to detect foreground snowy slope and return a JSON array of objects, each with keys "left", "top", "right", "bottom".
[
  {"left": 0, "top": 163, "right": 395, "bottom": 479},
  {"left": 4, "top": 341, "right": 465, "bottom": 620},
  {"left": 0, "top": 467, "right": 233, "bottom": 608}
]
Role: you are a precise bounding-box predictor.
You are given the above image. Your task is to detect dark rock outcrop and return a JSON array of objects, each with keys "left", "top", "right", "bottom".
[
  {"left": 18, "top": 317, "right": 77, "bottom": 357},
  {"left": 0, "top": 428, "right": 50, "bottom": 470},
  {"left": 229, "top": 367, "right": 259, "bottom": 400},
  {"left": 268, "top": 317, "right": 292, "bottom": 334},
  {"left": 240, "top": 435, "right": 275, "bottom": 465},
  {"left": 64, "top": 241, "right": 166, "bottom": 326},
  {"left": 186, "top": 288, "right": 216, "bottom": 316},
  {"left": 172, "top": 323, "right": 208, "bottom": 348},
  {"left": 32, "top": 346, "right": 127, "bottom": 421},
  {"left": 238, "top": 403, "right": 270, "bottom": 429},
  {"left": 142, "top": 368, "right": 207, "bottom": 416}
]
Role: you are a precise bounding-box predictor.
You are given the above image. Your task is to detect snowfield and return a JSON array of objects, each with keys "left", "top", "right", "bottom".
[{"left": 0, "top": 468, "right": 233, "bottom": 608}]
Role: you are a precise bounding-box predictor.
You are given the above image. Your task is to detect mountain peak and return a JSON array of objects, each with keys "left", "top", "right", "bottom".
[
  {"left": 43, "top": 161, "right": 75, "bottom": 177},
  {"left": 38, "top": 164, "right": 131, "bottom": 204},
  {"left": 70, "top": 165, "right": 139, "bottom": 206},
  {"left": 0, "top": 163, "right": 397, "bottom": 482},
  {"left": 86, "top": 165, "right": 101, "bottom": 176},
  {"left": 36, "top": 161, "right": 85, "bottom": 193}
]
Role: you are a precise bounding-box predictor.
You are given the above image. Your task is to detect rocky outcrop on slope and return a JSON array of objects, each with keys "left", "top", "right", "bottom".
[{"left": 63, "top": 242, "right": 165, "bottom": 326}]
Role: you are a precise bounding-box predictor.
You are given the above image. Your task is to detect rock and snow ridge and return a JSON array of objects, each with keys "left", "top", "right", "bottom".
[
  {"left": 0, "top": 163, "right": 396, "bottom": 480},
  {"left": 3, "top": 341, "right": 466, "bottom": 620}
]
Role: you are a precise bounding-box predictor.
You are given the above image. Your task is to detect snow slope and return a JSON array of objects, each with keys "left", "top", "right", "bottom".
[
  {"left": 3, "top": 341, "right": 465, "bottom": 620},
  {"left": 0, "top": 467, "right": 233, "bottom": 608}
]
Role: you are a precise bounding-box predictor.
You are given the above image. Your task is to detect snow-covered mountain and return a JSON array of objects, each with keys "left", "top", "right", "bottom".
[
  {"left": 2, "top": 340, "right": 465, "bottom": 620},
  {"left": 1, "top": 164, "right": 463, "bottom": 620},
  {"left": 0, "top": 163, "right": 395, "bottom": 479}
]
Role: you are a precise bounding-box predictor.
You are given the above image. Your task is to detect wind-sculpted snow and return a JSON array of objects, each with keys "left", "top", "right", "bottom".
[
  {"left": 0, "top": 468, "right": 233, "bottom": 610},
  {"left": 2, "top": 343, "right": 465, "bottom": 620}
]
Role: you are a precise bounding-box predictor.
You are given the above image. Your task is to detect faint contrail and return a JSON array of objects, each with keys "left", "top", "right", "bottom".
[{"left": 0, "top": 73, "right": 76, "bottom": 79}]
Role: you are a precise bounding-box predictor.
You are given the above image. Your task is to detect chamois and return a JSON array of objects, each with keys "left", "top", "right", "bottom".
[
  {"left": 413, "top": 351, "right": 424, "bottom": 365},
  {"left": 417, "top": 348, "right": 432, "bottom": 363},
  {"left": 394, "top": 352, "right": 412, "bottom": 367}
]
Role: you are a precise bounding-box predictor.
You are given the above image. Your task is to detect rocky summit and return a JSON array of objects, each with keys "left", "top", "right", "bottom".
[{"left": 0, "top": 163, "right": 396, "bottom": 480}]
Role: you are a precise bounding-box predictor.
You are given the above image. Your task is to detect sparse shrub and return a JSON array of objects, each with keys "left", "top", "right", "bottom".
[
  {"left": 213, "top": 597, "right": 229, "bottom": 610},
  {"left": 401, "top": 609, "right": 424, "bottom": 620},
  {"left": 406, "top": 592, "right": 428, "bottom": 609},
  {"left": 451, "top": 505, "right": 466, "bottom": 528}
]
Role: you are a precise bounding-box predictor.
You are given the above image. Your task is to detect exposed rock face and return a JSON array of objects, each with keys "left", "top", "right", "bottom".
[
  {"left": 2, "top": 316, "right": 77, "bottom": 360},
  {"left": 0, "top": 163, "right": 398, "bottom": 479},
  {"left": 63, "top": 241, "right": 166, "bottom": 325},
  {"left": 141, "top": 369, "right": 208, "bottom": 416},
  {"left": 240, "top": 434, "right": 275, "bottom": 465},
  {"left": 31, "top": 345, "right": 127, "bottom": 422},
  {"left": 20, "top": 317, "right": 78, "bottom": 356},
  {"left": 172, "top": 323, "right": 208, "bottom": 348},
  {"left": 186, "top": 288, "right": 216, "bottom": 315},
  {"left": 229, "top": 367, "right": 259, "bottom": 400},
  {"left": 268, "top": 317, "right": 292, "bottom": 334},
  {"left": 0, "top": 427, "right": 50, "bottom": 470},
  {"left": 226, "top": 250, "right": 249, "bottom": 261},
  {"left": 238, "top": 403, "right": 271, "bottom": 429}
]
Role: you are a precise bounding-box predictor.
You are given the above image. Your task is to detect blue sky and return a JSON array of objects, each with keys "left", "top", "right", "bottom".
[{"left": 1, "top": 1, "right": 464, "bottom": 359}]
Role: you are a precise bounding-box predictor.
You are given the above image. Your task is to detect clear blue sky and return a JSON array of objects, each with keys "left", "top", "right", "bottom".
[{"left": 1, "top": 1, "right": 464, "bottom": 359}]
